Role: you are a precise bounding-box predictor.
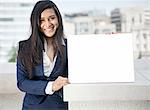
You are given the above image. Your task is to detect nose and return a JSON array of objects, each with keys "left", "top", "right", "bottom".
[{"left": 45, "top": 19, "right": 51, "bottom": 27}]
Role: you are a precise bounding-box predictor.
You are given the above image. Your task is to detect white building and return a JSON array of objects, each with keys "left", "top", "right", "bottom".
[
  {"left": 111, "top": 7, "right": 150, "bottom": 59},
  {"left": 0, "top": 1, "right": 36, "bottom": 62},
  {"left": 63, "top": 20, "right": 75, "bottom": 35},
  {"left": 64, "top": 11, "right": 116, "bottom": 35}
]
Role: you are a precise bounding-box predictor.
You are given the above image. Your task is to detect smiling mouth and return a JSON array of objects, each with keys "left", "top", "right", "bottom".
[
  {"left": 44, "top": 25, "right": 55, "bottom": 31},
  {"left": 44, "top": 27, "right": 54, "bottom": 32},
  {"left": 46, "top": 28, "right": 53, "bottom": 31}
]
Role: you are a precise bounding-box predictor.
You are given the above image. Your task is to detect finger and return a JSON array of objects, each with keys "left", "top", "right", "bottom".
[
  {"left": 63, "top": 78, "right": 70, "bottom": 83},
  {"left": 58, "top": 76, "right": 68, "bottom": 80},
  {"left": 62, "top": 82, "right": 69, "bottom": 86}
]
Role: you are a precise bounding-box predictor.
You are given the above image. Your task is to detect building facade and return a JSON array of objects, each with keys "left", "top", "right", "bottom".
[
  {"left": 0, "top": 0, "right": 36, "bottom": 62},
  {"left": 64, "top": 11, "right": 116, "bottom": 35},
  {"left": 111, "top": 7, "right": 150, "bottom": 59},
  {"left": 0, "top": 0, "right": 65, "bottom": 62}
]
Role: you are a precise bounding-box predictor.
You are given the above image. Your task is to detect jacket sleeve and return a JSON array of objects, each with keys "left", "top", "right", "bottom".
[{"left": 16, "top": 59, "right": 48, "bottom": 95}]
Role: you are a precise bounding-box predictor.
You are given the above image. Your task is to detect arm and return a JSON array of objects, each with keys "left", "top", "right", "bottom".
[
  {"left": 17, "top": 59, "right": 69, "bottom": 95},
  {"left": 16, "top": 59, "right": 48, "bottom": 95}
]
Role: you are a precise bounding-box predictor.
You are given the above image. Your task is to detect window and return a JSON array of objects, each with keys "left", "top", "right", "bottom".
[
  {"left": 143, "top": 33, "right": 147, "bottom": 40},
  {"left": 0, "top": 18, "right": 14, "bottom": 22},
  {"left": 143, "top": 44, "right": 147, "bottom": 50},
  {"left": 132, "top": 17, "right": 134, "bottom": 25}
]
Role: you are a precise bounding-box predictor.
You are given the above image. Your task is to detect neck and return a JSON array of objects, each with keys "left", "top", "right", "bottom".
[{"left": 45, "top": 37, "right": 53, "bottom": 46}]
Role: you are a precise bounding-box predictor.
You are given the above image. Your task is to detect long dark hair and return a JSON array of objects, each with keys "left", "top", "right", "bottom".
[{"left": 17, "top": 0, "right": 65, "bottom": 79}]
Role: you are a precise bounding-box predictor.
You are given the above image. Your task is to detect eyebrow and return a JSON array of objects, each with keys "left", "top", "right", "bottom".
[{"left": 41, "top": 14, "right": 56, "bottom": 18}]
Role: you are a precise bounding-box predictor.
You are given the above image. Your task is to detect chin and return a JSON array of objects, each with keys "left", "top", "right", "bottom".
[
  {"left": 45, "top": 32, "right": 55, "bottom": 38},
  {"left": 45, "top": 35, "right": 53, "bottom": 38}
]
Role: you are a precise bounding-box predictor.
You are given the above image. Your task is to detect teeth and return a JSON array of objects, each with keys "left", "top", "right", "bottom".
[
  {"left": 45, "top": 28, "right": 53, "bottom": 31},
  {"left": 46, "top": 29, "right": 52, "bottom": 31}
]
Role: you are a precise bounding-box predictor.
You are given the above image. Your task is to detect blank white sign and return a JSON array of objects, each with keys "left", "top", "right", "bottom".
[{"left": 67, "top": 33, "right": 135, "bottom": 83}]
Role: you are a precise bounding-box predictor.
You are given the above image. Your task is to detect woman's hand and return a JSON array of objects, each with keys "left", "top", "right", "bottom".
[{"left": 52, "top": 76, "right": 69, "bottom": 92}]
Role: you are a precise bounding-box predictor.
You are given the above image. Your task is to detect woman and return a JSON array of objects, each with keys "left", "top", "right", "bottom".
[{"left": 17, "top": 0, "right": 69, "bottom": 110}]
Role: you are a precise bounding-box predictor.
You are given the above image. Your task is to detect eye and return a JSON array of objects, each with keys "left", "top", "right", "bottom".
[
  {"left": 50, "top": 16, "right": 55, "bottom": 20},
  {"left": 40, "top": 19, "right": 44, "bottom": 23},
  {"left": 48, "top": 15, "right": 56, "bottom": 21}
]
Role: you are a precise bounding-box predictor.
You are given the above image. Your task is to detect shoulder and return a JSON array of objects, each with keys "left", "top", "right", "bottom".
[
  {"left": 17, "top": 39, "right": 31, "bottom": 62},
  {"left": 18, "top": 39, "right": 30, "bottom": 51},
  {"left": 19, "top": 39, "right": 29, "bottom": 47}
]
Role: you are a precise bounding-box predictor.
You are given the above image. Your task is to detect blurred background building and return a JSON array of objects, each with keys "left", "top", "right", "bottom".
[
  {"left": 0, "top": 0, "right": 35, "bottom": 62},
  {"left": 111, "top": 7, "right": 150, "bottom": 58},
  {"left": 64, "top": 10, "right": 116, "bottom": 35},
  {"left": 0, "top": 0, "right": 150, "bottom": 62}
]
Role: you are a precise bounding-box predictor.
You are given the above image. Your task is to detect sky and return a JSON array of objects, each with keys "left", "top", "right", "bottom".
[
  {"left": 53, "top": 0, "right": 149, "bottom": 15},
  {"left": 7, "top": 0, "right": 150, "bottom": 15}
]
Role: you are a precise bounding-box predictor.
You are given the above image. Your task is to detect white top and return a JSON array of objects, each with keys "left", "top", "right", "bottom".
[
  {"left": 43, "top": 39, "right": 57, "bottom": 95},
  {"left": 43, "top": 51, "right": 57, "bottom": 77}
]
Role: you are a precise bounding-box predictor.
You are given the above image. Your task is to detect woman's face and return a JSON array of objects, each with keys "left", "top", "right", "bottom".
[{"left": 40, "top": 8, "right": 59, "bottom": 38}]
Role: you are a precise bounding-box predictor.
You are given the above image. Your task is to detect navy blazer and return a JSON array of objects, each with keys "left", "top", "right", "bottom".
[{"left": 17, "top": 40, "right": 68, "bottom": 110}]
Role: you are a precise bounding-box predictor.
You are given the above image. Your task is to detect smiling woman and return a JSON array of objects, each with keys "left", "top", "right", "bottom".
[{"left": 16, "top": 0, "right": 69, "bottom": 110}]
